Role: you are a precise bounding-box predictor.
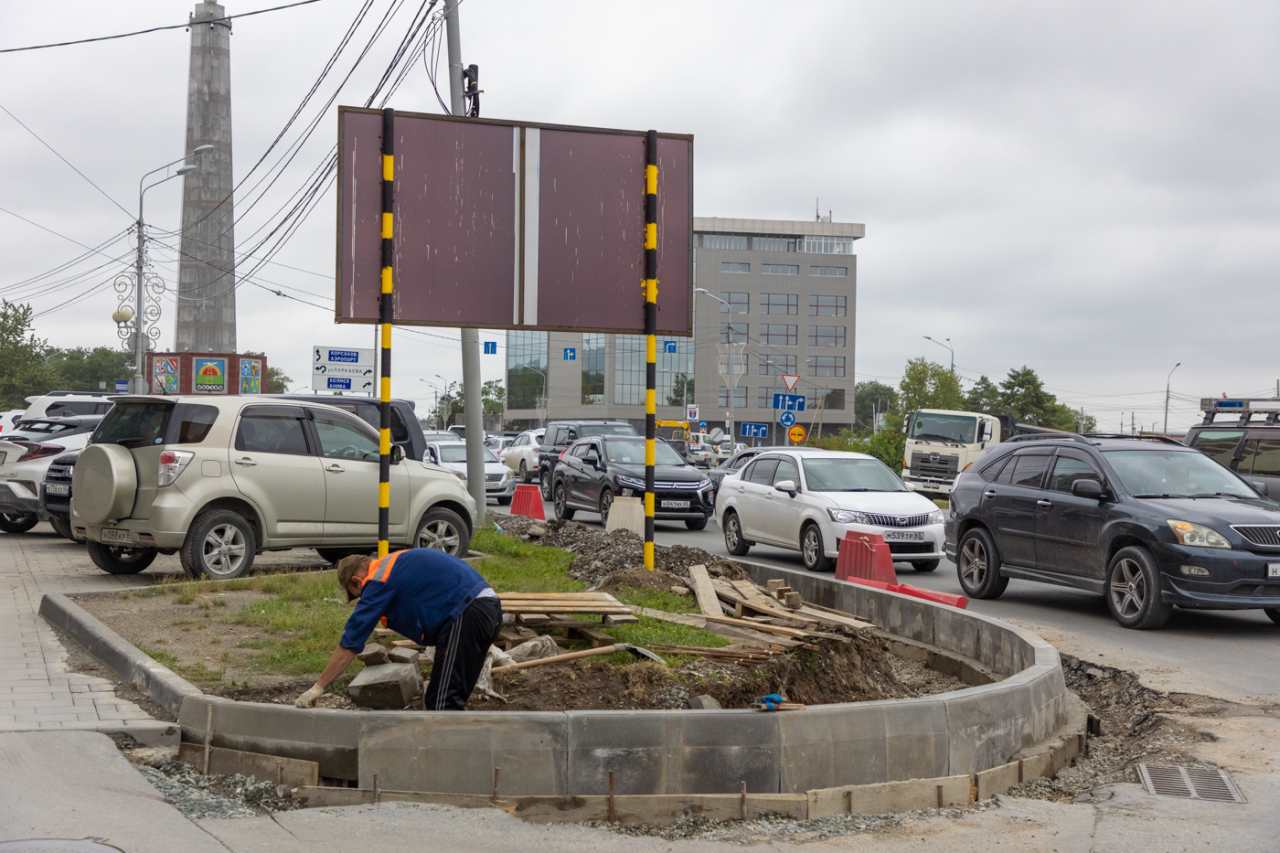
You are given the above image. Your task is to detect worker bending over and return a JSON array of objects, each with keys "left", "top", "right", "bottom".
[{"left": 295, "top": 547, "right": 502, "bottom": 710}]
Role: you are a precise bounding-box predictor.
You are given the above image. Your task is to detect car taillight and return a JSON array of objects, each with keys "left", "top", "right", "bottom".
[
  {"left": 158, "top": 449, "right": 195, "bottom": 487},
  {"left": 17, "top": 443, "right": 64, "bottom": 462}
]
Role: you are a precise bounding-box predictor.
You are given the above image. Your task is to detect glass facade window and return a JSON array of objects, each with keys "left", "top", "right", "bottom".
[
  {"left": 805, "top": 388, "right": 846, "bottom": 410},
  {"left": 660, "top": 335, "right": 695, "bottom": 407},
  {"left": 809, "top": 325, "right": 845, "bottom": 347},
  {"left": 809, "top": 355, "right": 846, "bottom": 377},
  {"left": 758, "top": 385, "right": 784, "bottom": 408},
  {"left": 697, "top": 233, "right": 749, "bottom": 250},
  {"left": 581, "top": 333, "right": 606, "bottom": 404},
  {"left": 762, "top": 264, "right": 799, "bottom": 275},
  {"left": 803, "top": 235, "right": 855, "bottom": 254},
  {"left": 720, "top": 322, "right": 748, "bottom": 343},
  {"left": 809, "top": 294, "right": 847, "bottom": 316},
  {"left": 760, "top": 355, "right": 796, "bottom": 376},
  {"left": 718, "top": 385, "right": 748, "bottom": 408},
  {"left": 506, "top": 331, "right": 548, "bottom": 410},
  {"left": 614, "top": 334, "right": 646, "bottom": 405},
  {"left": 760, "top": 293, "right": 798, "bottom": 315},
  {"left": 761, "top": 324, "right": 797, "bottom": 346},
  {"left": 810, "top": 266, "right": 848, "bottom": 276},
  {"left": 720, "top": 262, "right": 750, "bottom": 273},
  {"left": 719, "top": 291, "right": 749, "bottom": 313},
  {"left": 751, "top": 235, "right": 800, "bottom": 252}
]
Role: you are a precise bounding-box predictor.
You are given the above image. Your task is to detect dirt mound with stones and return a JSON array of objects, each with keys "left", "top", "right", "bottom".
[{"left": 498, "top": 515, "right": 746, "bottom": 585}]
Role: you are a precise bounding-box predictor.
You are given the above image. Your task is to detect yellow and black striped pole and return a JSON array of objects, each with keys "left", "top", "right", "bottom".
[
  {"left": 378, "top": 107, "right": 395, "bottom": 558},
  {"left": 643, "top": 130, "right": 658, "bottom": 571}
]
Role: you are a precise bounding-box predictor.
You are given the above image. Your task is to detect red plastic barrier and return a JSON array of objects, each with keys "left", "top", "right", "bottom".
[
  {"left": 895, "top": 584, "right": 969, "bottom": 610},
  {"left": 834, "top": 533, "right": 898, "bottom": 585},
  {"left": 840, "top": 577, "right": 900, "bottom": 592},
  {"left": 510, "top": 484, "right": 545, "bottom": 520}
]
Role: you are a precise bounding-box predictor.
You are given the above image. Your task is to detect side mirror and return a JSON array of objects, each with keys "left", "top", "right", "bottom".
[
  {"left": 903, "top": 481, "right": 916, "bottom": 491},
  {"left": 390, "top": 445, "right": 405, "bottom": 464},
  {"left": 1071, "top": 479, "right": 1105, "bottom": 500},
  {"left": 1252, "top": 481, "right": 1269, "bottom": 497},
  {"left": 585, "top": 455, "right": 600, "bottom": 469},
  {"left": 774, "top": 479, "right": 798, "bottom": 497}
]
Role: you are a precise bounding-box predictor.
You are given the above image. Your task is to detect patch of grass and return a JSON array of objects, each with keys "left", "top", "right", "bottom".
[
  {"left": 139, "top": 645, "right": 178, "bottom": 668},
  {"left": 211, "top": 598, "right": 228, "bottom": 607},
  {"left": 227, "top": 572, "right": 358, "bottom": 675},
  {"left": 471, "top": 529, "right": 585, "bottom": 595},
  {"left": 614, "top": 588, "right": 700, "bottom": 615},
  {"left": 175, "top": 588, "right": 199, "bottom": 605},
  {"left": 131, "top": 588, "right": 156, "bottom": 598},
  {"left": 171, "top": 618, "right": 197, "bottom": 627}
]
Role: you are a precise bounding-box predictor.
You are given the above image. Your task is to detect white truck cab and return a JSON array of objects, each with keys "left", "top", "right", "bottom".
[{"left": 900, "top": 410, "right": 1002, "bottom": 499}]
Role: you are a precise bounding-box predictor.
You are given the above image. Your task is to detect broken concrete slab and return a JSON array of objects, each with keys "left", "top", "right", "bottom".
[
  {"left": 387, "top": 647, "right": 420, "bottom": 666},
  {"left": 348, "top": 663, "right": 421, "bottom": 709},
  {"left": 356, "top": 643, "right": 388, "bottom": 665},
  {"left": 687, "top": 695, "right": 721, "bottom": 710}
]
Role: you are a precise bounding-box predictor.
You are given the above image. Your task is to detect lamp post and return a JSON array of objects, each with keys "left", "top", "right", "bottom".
[
  {"left": 695, "top": 288, "right": 742, "bottom": 439},
  {"left": 923, "top": 336, "right": 954, "bottom": 372},
  {"left": 1164, "top": 362, "right": 1181, "bottom": 434},
  {"left": 418, "top": 379, "right": 442, "bottom": 429},
  {"left": 124, "top": 146, "right": 213, "bottom": 393}
]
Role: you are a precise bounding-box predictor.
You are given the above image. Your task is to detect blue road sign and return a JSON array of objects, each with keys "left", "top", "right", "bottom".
[
  {"left": 664, "top": 340, "right": 677, "bottom": 354},
  {"left": 740, "top": 422, "right": 769, "bottom": 438},
  {"left": 779, "top": 411, "right": 797, "bottom": 428},
  {"left": 483, "top": 341, "right": 497, "bottom": 354},
  {"left": 327, "top": 377, "right": 352, "bottom": 390},
  {"left": 115, "top": 379, "right": 129, "bottom": 393},
  {"left": 773, "top": 393, "right": 806, "bottom": 412},
  {"left": 563, "top": 347, "right": 576, "bottom": 361},
  {"left": 699, "top": 420, "right": 707, "bottom": 429}
]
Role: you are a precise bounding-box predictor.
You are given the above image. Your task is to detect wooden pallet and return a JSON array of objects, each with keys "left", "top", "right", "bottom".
[{"left": 498, "top": 592, "right": 639, "bottom": 625}]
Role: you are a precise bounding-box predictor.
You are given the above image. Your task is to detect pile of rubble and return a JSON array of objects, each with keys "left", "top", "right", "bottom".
[
  {"left": 123, "top": 746, "right": 295, "bottom": 820},
  {"left": 497, "top": 515, "right": 746, "bottom": 584}
]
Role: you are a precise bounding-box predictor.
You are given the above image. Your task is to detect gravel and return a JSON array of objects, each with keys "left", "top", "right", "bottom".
[{"left": 128, "top": 755, "right": 297, "bottom": 820}]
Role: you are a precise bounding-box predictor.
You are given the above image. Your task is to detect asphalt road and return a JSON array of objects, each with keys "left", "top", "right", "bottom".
[{"left": 494, "top": 496, "right": 1280, "bottom": 704}]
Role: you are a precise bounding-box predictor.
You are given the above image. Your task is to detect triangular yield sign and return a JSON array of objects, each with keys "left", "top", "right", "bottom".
[{"left": 781, "top": 374, "right": 800, "bottom": 392}]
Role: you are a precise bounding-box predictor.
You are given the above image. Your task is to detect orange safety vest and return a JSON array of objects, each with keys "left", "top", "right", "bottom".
[{"left": 358, "top": 550, "right": 404, "bottom": 628}]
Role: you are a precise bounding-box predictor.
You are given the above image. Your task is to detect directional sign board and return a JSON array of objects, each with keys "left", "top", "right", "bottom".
[
  {"left": 483, "top": 341, "right": 497, "bottom": 354},
  {"left": 781, "top": 374, "right": 800, "bottom": 392},
  {"left": 740, "top": 422, "right": 769, "bottom": 438},
  {"left": 779, "top": 411, "right": 797, "bottom": 429},
  {"left": 563, "top": 347, "right": 576, "bottom": 361},
  {"left": 773, "top": 393, "right": 806, "bottom": 412},
  {"left": 115, "top": 380, "right": 129, "bottom": 393},
  {"left": 313, "top": 346, "right": 375, "bottom": 394}
]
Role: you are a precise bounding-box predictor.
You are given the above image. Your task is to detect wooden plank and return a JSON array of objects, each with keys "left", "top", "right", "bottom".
[
  {"left": 178, "top": 743, "right": 318, "bottom": 788},
  {"left": 498, "top": 592, "right": 624, "bottom": 601},
  {"left": 630, "top": 606, "right": 801, "bottom": 649},
  {"left": 392, "top": 639, "right": 425, "bottom": 649},
  {"left": 564, "top": 625, "right": 615, "bottom": 648},
  {"left": 686, "top": 565, "right": 723, "bottom": 619},
  {"left": 794, "top": 605, "right": 875, "bottom": 632},
  {"left": 751, "top": 702, "right": 806, "bottom": 711},
  {"left": 601, "top": 613, "right": 640, "bottom": 626},
  {"left": 704, "top": 615, "right": 848, "bottom": 642}
]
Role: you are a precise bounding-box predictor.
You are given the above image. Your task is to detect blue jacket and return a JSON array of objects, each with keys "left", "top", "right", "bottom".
[{"left": 339, "top": 548, "right": 492, "bottom": 651}]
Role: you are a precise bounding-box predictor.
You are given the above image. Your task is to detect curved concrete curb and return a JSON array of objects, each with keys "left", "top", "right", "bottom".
[
  {"left": 43, "top": 563, "right": 1070, "bottom": 796},
  {"left": 39, "top": 592, "right": 203, "bottom": 719}
]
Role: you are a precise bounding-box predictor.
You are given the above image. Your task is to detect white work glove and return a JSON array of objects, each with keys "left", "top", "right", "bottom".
[{"left": 295, "top": 683, "right": 325, "bottom": 708}]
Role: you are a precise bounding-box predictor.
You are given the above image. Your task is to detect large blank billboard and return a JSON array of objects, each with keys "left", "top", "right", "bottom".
[{"left": 336, "top": 107, "right": 693, "bottom": 335}]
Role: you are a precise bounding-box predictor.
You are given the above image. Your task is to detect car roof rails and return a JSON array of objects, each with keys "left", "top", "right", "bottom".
[
  {"left": 1082, "top": 433, "right": 1184, "bottom": 446},
  {"left": 1005, "top": 433, "right": 1093, "bottom": 445}
]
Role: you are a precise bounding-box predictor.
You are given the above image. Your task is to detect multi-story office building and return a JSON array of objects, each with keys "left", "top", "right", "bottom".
[{"left": 503, "top": 217, "right": 864, "bottom": 443}]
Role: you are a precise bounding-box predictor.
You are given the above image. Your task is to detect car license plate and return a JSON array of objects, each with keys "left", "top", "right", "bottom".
[
  {"left": 884, "top": 531, "right": 925, "bottom": 542},
  {"left": 100, "top": 528, "right": 132, "bottom": 544},
  {"left": 661, "top": 500, "right": 690, "bottom": 510},
  {"left": 45, "top": 483, "right": 70, "bottom": 496},
  {"left": 1269, "top": 564, "right": 1280, "bottom": 578}
]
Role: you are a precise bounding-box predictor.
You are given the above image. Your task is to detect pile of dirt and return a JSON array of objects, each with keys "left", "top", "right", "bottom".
[
  {"left": 593, "top": 566, "right": 688, "bottom": 595},
  {"left": 499, "top": 515, "right": 746, "bottom": 584}
]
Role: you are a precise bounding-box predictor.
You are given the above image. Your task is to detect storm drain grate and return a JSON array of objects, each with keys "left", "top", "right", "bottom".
[{"left": 1137, "top": 764, "right": 1246, "bottom": 804}]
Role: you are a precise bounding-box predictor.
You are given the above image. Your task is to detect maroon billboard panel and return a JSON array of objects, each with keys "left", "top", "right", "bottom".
[{"left": 336, "top": 107, "right": 692, "bottom": 335}]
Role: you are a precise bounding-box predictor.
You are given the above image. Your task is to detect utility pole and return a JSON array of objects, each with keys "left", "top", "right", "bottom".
[
  {"left": 1163, "top": 362, "right": 1181, "bottom": 434},
  {"left": 444, "top": 0, "right": 486, "bottom": 526}
]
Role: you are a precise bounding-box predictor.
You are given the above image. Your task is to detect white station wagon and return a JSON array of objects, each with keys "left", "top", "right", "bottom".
[{"left": 714, "top": 448, "right": 946, "bottom": 572}]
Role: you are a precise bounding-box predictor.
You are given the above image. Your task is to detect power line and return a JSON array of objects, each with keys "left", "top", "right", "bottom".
[{"left": 0, "top": 0, "right": 325, "bottom": 54}]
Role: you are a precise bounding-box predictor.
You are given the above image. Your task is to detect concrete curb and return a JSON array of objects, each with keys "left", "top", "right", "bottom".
[{"left": 39, "top": 592, "right": 203, "bottom": 720}]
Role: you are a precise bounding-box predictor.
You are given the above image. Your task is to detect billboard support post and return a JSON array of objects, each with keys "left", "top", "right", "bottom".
[
  {"left": 643, "top": 129, "right": 658, "bottom": 572},
  {"left": 378, "top": 107, "right": 394, "bottom": 559}
]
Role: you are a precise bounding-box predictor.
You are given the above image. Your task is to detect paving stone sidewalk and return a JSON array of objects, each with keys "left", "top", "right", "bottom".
[{"left": 0, "top": 523, "right": 320, "bottom": 734}]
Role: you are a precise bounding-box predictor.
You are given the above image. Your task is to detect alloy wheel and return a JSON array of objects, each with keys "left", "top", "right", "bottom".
[
  {"left": 726, "top": 516, "right": 740, "bottom": 549},
  {"left": 202, "top": 523, "right": 247, "bottom": 577},
  {"left": 803, "top": 528, "right": 820, "bottom": 566},
  {"left": 1110, "top": 558, "right": 1146, "bottom": 619},
  {"left": 418, "top": 518, "right": 461, "bottom": 554},
  {"left": 600, "top": 491, "right": 613, "bottom": 524},
  {"left": 959, "top": 537, "right": 987, "bottom": 587}
]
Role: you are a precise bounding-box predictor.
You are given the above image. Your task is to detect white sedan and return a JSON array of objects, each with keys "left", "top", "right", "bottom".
[
  {"left": 425, "top": 441, "right": 518, "bottom": 505},
  {"left": 499, "top": 429, "right": 544, "bottom": 483},
  {"left": 714, "top": 448, "right": 945, "bottom": 573},
  {"left": 0, "top": 415, "right": 102, "bottom": 534}
]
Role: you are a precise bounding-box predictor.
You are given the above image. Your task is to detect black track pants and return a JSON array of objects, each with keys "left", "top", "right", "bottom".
[{"left": 423, "top": 596, "right": 503, "bottom": 710}]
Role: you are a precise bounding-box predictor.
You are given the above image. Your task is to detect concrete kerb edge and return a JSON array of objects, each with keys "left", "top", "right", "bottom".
[{"left": 45, "top": 556, "right": 1074, "bottom": 797}]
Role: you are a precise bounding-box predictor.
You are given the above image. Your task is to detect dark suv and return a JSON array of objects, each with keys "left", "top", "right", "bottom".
[
  {"left": 946, "top": 434, "right": 1280, "bottom": 629},
  {"left": 1184, "top": 399, "right": 1280, "bottom": 500},
  {"left": 537, "top": 420, "right": 638, "bottom": 499}
]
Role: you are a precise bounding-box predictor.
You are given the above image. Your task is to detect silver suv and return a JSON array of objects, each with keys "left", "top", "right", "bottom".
[{"left": 71, "top": 396, "right": 476, "bottom": 578}]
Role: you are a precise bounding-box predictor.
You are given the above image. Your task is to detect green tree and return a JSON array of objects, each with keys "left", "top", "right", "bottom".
[
  {"left": 482, "top": 379, "right": 505, "bottom": 416},
  {"left": 665, "top": 373, "right": 694, "bottom": 407},
  {"left": 998, "top": 366, "right": 1060, "bottom": 427},
  {"left": 811, "top": 426, "right": 906, "bottom": 473},
  {"left": 963, "top": 375, "right": 1003, "bottom": 414},
  {"left": 0, "top": 301, "right": 58, "bottom": 409},
  {"left": 853, "top": 380, "right": 897, "bottom": 432},
  {"left": 898, "top": 358, "right": 963, "bottom": 414},
  {"left": 44, "top": 347, "right": 131, "bottom": 393}
]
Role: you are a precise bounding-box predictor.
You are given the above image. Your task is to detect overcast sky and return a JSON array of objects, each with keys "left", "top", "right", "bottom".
[{"left": 3, "top": 0, "right": 1277, "bottom": 431}]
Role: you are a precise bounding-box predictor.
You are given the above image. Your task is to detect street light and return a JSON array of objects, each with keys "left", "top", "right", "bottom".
[
  {"left": 122, "top": 147, "right": 213, "bottom": 393},
  {"left": 923, "top": 336, "right": 954, "bottom": 372},
  {"left": 1164, "top": 362, "right": 1181, "bottom": 434},
  {"left": 695, "top": 288, "right": 742, "bottom": 439}
]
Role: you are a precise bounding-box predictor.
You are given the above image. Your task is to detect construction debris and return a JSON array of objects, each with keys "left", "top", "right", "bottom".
[{"left": 346, "top": 662, "right": 422, "bottom": 709}]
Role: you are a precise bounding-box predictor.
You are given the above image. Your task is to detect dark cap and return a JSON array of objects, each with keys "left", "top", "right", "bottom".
[{"left": 337, "top": 555, "right": 373, "bottom": 602}]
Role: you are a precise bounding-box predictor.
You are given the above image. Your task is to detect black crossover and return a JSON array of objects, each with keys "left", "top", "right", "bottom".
[
  {"left": 946, "top": 434, "right": 1280, "bottom": 629},
  {"left": 551, "top": 436, "right": 714, "bottom": 530}
]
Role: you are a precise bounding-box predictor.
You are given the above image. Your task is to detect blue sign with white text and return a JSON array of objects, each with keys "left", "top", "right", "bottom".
[
  {"left": 773, "top": 393, "right": 806, "bottom": 412},
  {"left": 564, "top": 348, "right": 576, "bottom": 361},
  {"left": 779, "top": 411, "right": 797, "bottom": 428},
  {"left": 740, "top": 422, "right": 769, "bottom": 438},
  {"left": 327, "top": 377, "right": 353, "bottom": 390},
  {"left": 483, "top": 341, "right": 497, "bottom": 354},
  {"left": 325, "top": 349, "right": 361, "bottom": 363},
  {"left": 115, "top": 380, "right": 129, "bottom": 393}
]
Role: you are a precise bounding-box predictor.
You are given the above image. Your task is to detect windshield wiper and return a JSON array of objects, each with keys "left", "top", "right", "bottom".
[
  {"left": 1132, "top": 493, "right": 1193, "bottom": 499},
  {"left": 914, "top": 434, "right": 958, "bottom": 443},
  {"left": 838, "top": 488, "right": 882, "bottom": 492}
]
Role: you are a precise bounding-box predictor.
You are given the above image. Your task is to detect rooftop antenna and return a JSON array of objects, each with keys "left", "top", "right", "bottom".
[{"left": 815, "top": 198, "right": 820, "bottom": 222}]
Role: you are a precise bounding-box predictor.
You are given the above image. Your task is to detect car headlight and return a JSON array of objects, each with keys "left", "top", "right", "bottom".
[
  {"left": 698, "top": 478, "right": 712, "bottom": 489},
  {"left": 1167, "top": 520, "right": 1231, "bottom": 549},
  {"left": 828, "top": 508, "right": 872, "bottom": 524},
  {"left": 451, "top": 470, "right": 467, "bottom": 483},
  {"left": 927, "top": 510, "right": 945, "bottom": 525},
  {"left": 618, "top": 475, "right": 646, "bottom": 490}
]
